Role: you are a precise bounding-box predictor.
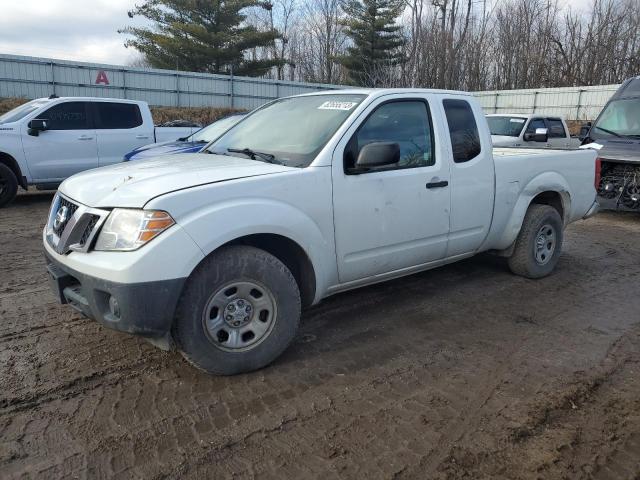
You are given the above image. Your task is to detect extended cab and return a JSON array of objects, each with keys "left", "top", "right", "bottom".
[
  {"left": 487, "top": 114, "right": 580, "bottom": 149},
  {"left": 0, "top": 96, "right": 199, "bottom": 207},
  {"left": 43, "top": 89, "right": 600, "bottom": 375}
]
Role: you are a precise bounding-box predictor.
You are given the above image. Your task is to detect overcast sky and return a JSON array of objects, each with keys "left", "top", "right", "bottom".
[
  {"left": 0, "top": 0, "right": 595, "bottom": 67},
  {"left": 0, "top": 0, "right": 146, "bottom": 65}
]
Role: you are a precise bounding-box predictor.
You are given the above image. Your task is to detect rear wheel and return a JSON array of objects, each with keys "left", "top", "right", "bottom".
[
  {"left": 0, "top": 164, "right": 18, "bottom": 208},
  {"left": 508, "top": 205, "right": 564, "bottom": 279},
  {"left": 172, "top": 245, "right": 301, "bottom": 375}
]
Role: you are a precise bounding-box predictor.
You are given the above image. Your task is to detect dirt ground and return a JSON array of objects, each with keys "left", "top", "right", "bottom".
[{"left": 1, "top": 191, "right": 639, "bottom": 479}]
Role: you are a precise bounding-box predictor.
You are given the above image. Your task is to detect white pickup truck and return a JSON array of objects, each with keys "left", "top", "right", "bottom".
[
  {"left": 0, "top": 96, "right": 199, "bottom": 207},
  {"left": 487, "top": 114, "right": 581, "bottom": 149},
  {"left": 44, "top": 89, "right": 599, "bottom": 375}
]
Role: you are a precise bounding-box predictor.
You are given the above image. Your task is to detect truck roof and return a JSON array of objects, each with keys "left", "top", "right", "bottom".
[
  {"left": 486, "top": 113, "right": 567, "bottom": 119},
  {"left": 296, "top": 88, "right": 474, "bottom": 98},
  {"left": 610, "top": 76, "right": 640, "bottom": 100},
  {"left": 32, "top": 96, "right": 147, "bottom": 106}
]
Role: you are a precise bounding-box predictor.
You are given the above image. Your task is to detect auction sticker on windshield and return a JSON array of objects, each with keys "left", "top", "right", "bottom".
[
  {"left": 510, "top": 118, "right": 526, "bottom": 123},
  {"left": 318, "top": 101, "right": 359, "bottom": 111}
]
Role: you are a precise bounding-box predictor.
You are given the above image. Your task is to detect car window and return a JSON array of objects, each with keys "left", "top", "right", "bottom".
[
  {"left": 94, "top": 103, "right": 143, "bottom": 129},
  {"left": 191, "top": 115, "right": 245, "bottom": 143},
  {"left": 525, "top": 118, "right": 546, "bottom": 134},
  {"left": 546, "top": 118, "right": 566, "bottom": 138},
  {"left": 443, "top": 99, "right": 481, "bottom": 163},
  {"left": 39, "top": 102, "right": 92, "bottom": 130},
  {"left": 344, "top": 100, "right": 434, "bottom": 173},
  {"left": 486, "top": 116, "right": 527, "bottom": 137}
]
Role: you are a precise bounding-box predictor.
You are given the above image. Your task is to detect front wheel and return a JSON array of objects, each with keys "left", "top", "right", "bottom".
[
  {"left": 508, "top": 205, "right": 564, "bottom": 279},
  {"left": 172, "top": 245, "right": 301, "bottom": 375},
  {"left": 0, "top": 164, "right": 18, "bottom": 208}
]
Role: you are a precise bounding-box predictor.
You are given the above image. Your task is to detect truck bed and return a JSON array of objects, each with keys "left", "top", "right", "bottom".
[{"left": 481, "top": 147, "right": 598, "bottom": 251}]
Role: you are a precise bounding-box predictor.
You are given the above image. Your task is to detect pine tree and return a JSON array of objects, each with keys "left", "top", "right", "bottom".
[
  {"left": 337, "top": 0, "right": 405, "bottom": 87},
  {"left": 121, "top": 0, "right": 285, "bottom": 77}
]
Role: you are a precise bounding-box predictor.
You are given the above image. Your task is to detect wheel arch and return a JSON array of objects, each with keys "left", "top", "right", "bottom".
[
  {"left": 490, "top": 182, "right": 572, "bottom": 253},
  {"left": 530, "top": 190, "right": 569, "bottom": 225},
  {"left": 0, "top": 152, "right": 27, "bottom": 189},
  {"left": 220, "top": 233, "right": 317, "bottom": 309},
  {"left": 185, "top": 232, "right": 318, "bottom": 309}
]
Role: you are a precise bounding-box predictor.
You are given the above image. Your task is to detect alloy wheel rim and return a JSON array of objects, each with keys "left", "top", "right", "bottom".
[
  {"left": 534, "top": 224, "right": 556, "bottom": 265},
  {"left": 202, "top": 280, "right": 277, "bottom": 352}
]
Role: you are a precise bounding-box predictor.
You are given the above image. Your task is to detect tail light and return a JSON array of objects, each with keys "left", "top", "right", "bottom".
[{"left": 595, "top": 157, "right": 602, "bottom": 190}]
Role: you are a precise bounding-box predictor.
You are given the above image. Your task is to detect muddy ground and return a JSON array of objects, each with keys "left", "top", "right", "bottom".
[{"left": 1, "top": 191, "right": 639, "bottom": 479}]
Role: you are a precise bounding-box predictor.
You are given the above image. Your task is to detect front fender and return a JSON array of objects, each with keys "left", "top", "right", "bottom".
[
  {"left": 492, "top": 171, "right": 572, "bottom": 251},
  {"left": 177, "top": 198, "right": 335, "bottom": 303}
]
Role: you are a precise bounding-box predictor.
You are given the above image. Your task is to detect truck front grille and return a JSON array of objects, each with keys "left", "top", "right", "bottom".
[
  {"left": 52, "top": 197, "right": 79, "bottom": 237},
  {"left": 46, "top": 194, "right": 109, "bottom": 254}
]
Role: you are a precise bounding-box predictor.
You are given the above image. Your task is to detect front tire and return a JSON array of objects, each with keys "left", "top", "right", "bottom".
[
  {"left": 508, "top": 205, "right": 564, "bottom": 279},
  {"left": 172, "top": 245, "right": 301, "bottom": 375},
  {"left": 0, "top": 164, "right": 18, "bottom": 208}
]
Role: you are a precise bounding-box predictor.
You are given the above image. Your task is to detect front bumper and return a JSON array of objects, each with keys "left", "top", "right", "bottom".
[{"left": 45, "top": 251, "right": 185, "bottom": 340}]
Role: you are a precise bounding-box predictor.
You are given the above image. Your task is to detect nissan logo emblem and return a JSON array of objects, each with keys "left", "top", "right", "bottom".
[{"left": 53, "top": 205, "right": 69, "bottom": 230}]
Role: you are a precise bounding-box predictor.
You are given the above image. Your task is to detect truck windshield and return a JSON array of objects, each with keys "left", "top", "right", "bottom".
[
  {"left": 486, "top": 116, "right": 527, "bottom": 137},
  {"left": 206, "top": 94, "right": 367, "bottom": 167},
  {"left": 190, "top": 114, "right": 245, "bottom": 143},
  {"left": 591, "top": 98, "right": 640, "bottom": 139},
  {"left": 0, "top": 99, "right": 49, "bottom": 125}
]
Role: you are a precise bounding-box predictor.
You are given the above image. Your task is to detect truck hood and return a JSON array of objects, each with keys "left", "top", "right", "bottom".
[
  {"left": 491, "top": 135, "right": 520, "bottom": 146},
  {"left": 60, "top": 153, "right": 295, "bottom": 208},
  {"left": 581, "top": 138, "right": 640, "bottom": 164}
]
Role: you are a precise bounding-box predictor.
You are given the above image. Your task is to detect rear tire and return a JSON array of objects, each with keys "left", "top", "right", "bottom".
[
  {"left": 172, "top": 245, "right": 301, "bottom": 375},
  {"left": 0, "top": 164, "right": 18, "bottom": 208},
  {"left": 508, "top": 205, "right": 564, "bottom": 279}
]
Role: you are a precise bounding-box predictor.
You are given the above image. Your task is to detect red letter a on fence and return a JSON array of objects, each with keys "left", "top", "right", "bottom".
[{"left": 95, "top": 70, "right": 110, "bottom": 85}]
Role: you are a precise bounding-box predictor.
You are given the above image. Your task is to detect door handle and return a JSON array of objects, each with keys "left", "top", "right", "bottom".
[
  {"left": 77, "top": 135, "right": 94, "bottom": 140},
  {"left": 426, "top": 180, "right": 449, "bottom": 189},
  {"left": 136, "top": 135, "right": 150, "bottom": 139}
]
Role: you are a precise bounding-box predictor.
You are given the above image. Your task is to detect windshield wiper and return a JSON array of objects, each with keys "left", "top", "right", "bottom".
[
  {"left": 593, "top": 126, "right": 623, "bottom": 138},
  {"left": 227, "top": 148, "right": 282, "bottom": 165}
]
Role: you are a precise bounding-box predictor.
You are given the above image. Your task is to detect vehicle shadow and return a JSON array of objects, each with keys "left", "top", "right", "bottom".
[
  {"left": 13, "top": 190, "right": 56, "bottom": 206},
  {"left": 272, "top": 252, "right": 511, "bottom": 370}
]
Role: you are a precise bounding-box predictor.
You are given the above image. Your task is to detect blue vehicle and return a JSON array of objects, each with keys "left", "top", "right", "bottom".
[{"left": 123, "top": 112, "right": 246, "bottom": 161}]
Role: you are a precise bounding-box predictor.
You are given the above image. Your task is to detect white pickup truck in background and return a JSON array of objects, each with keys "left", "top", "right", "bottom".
[
  {"left": 487, "top": 114, "right": 581, "bottom": 149},
  {"left": 44, "top": 89, "right": 599, "bottom": 375},
  {"left": 0, "top": 96, "right": 200, "bottom": 206}
]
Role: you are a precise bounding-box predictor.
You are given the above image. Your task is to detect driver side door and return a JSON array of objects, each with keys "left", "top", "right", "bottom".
[
  {"left": 21, "top": 101, "right": 97, "bottom": 182},
  {"left": 332, "top": 95, "right": 451, "bottom": 284}
]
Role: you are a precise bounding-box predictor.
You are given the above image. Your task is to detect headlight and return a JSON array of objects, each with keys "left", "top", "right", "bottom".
[{"left": 94, "top": 209, "right": 175, "bottom": 251}]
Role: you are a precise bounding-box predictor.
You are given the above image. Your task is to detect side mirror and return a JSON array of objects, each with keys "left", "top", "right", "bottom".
[
  {"left": 355, "top": 142, "right": 400, "bottom": 170},
  {"left": 28, "top": 119, "right": 48, "bottom": 137},
  {"left": 523, "top": 128, "right": 548, "bottom": 143}
]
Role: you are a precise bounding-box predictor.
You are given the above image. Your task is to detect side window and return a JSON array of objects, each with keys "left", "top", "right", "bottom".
[
  {"left": 94, "top": 103, "right": 143, "bottom": 129},
  {"left": 344, "top": 100, "right": 434, "bottom": 172},
  {"left": 546, "top": 118, "right": 566, "bottom": 138},
  {"left": 39, "top": 102, "right": 91, "bottom": 130},
  {"left": 525, "top": 118, "right": 546, "bottom": 134},
  {"left": 443, "top": 99, "right": 481, "bottom": 163}
]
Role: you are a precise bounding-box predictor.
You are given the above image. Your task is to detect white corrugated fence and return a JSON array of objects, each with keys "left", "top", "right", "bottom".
[{"left": 0, "top": 53, "right": 620, "bottom": 119}]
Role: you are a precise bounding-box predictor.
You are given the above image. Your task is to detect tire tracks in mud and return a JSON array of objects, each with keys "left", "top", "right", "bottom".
[{"left": 2, "top": 196, "right": 640, "bottom": 479}]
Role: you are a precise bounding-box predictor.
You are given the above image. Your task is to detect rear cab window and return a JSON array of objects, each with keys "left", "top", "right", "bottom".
[
  {"left": 443, "top": 99, "right": 481, "bottom": 163},
  {"left": 93, "top": 102, "right": 143, "bottom": 129}
]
